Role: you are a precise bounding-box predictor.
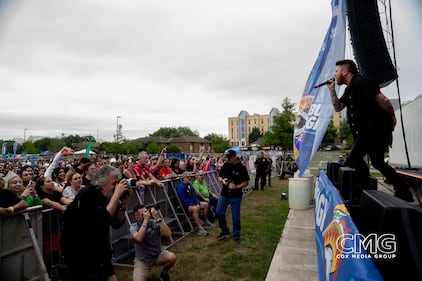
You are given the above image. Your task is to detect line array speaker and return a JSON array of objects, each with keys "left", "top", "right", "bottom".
[{"left": 346, "top": 0, "right": 397, "bottom": 87}]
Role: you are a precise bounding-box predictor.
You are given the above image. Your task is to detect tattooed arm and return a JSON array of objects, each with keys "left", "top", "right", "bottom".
[
  {"left": 328, "top": 80, "right": 345, "bottom": 112},
  {"left": 375, "top": 92, "right": 397, "bottom": 128}
]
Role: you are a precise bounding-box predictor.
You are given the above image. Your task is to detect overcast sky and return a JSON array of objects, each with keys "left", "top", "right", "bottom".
[{"left": 0, "top": 0, "right": 421, "bottom": 142}]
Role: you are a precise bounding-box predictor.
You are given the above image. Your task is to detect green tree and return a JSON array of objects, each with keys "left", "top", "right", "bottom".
[
  {"left": 165, "top": 144, "right": 181, "bottom": 153},
  {"left": 33, "top": 138, "right": 53, "bottom": 152},
  {"left": 339, "top": 119, "right": 354, "bottom": 147},
  {"left": 98, "top": 142, "right": 123, "bottom": 154},
  {"left": 321, "top": 121, "right": 337, "bottom": 146},
  {"left": 149, "top": 126, "right": 199, "bottom": 138},
  {"left": 248, "top": 127, "right": 262, "bottom": 144},
  {"left": 145, "top": 142, "right": 162, "bottom": 154},
  {"left": 62, "top": 135, "right": 92, "bottom": 147},
  {"left": 48, "top": 138, "right": 65, "bottom": 152},
  {"left": 263, "top": 113, "right": 294, "bottom": 150},
  {"left": 118, "top": 141, "right": 140, "bottom": 155},
  {"left": 22, "top": 141, "right": 38, "bottom": 154},
  {"left": 281, "top": 97, "right": 296, "bottom": 115},
  {"left": 204, "top": 133, "right": 230, "bottom": 153}
]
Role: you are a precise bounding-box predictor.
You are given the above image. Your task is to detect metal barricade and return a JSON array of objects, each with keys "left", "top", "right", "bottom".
[
  {"left": 0, "top": 206, "right": 50, "bottom": 281},
  {"left": 3, "top": 170, "right": 250, "bottom": 273},
  {"left": 111, "top": 170, "right": 223, "bottom": 264}
]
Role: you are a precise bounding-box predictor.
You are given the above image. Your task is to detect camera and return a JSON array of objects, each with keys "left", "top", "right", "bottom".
[
  {"left": 126, "top": 178, "right": 137, "bottom": 187},
  {"left": 147, "top": 204, "right": 160, "bottom": 215}
]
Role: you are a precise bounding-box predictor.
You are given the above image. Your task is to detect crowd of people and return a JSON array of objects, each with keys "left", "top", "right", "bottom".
[{"left": 0, "top": 146, "right": 264, "bottom": 280}]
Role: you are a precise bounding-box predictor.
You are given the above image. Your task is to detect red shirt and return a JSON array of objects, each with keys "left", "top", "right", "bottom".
[
  {"left": 160, "top": 167, "right": 172, "bottom": 177},
  {"left": 134, "top": 164, "right": 151, "bottom": 180}
]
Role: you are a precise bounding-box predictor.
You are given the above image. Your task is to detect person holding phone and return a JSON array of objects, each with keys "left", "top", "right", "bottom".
[{"left": 4, "top": 171, "right": 41, "bottom": 207}]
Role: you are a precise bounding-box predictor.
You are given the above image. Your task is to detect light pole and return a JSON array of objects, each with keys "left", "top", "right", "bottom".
[
  {"left": 23, "top": 128, "right": 28, "bottom": 143},
  {"left": 23, "top": 128, "right": 28, "bottom": 151},
  {"left": 116, "top": 116, "right": 121, "bottom": 142}
]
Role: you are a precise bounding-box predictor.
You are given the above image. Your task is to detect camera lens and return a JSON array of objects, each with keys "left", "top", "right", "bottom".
[{"left": 127, "top": 178, "right": 137, "bottom": 187}]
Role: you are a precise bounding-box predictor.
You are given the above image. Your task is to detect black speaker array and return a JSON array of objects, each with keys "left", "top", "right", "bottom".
[
  {"left": 346, "top": 0, "right": 397, "bottom": 87},
  {"left": 359, "top": 190, "right": 422, "bottom": 281},
  {"left": 327, "top": 163, "right": 377, "bottom": 203}
]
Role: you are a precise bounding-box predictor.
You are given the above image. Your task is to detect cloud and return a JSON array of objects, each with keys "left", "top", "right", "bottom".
[{"left": 0, "top": 0, "right": 420, "bottom": 142}]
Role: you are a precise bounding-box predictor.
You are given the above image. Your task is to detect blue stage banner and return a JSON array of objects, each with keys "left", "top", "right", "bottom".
[
  {"left": 314, "top": 170, "right": 384, "bottom": 281},
  {"left": 13, "top": 141, "right": 18, "bottom": 156},
  {"left": 293, "top": 0, "right": 346, "bottom": 176},
  {"left": 1, "top": 143, "right": 7, "bottom": 156}
]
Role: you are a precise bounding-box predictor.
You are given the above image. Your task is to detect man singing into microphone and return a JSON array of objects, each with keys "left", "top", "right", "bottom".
[{"left": 327, "top": 59, "right": 413, "bottom": 202}]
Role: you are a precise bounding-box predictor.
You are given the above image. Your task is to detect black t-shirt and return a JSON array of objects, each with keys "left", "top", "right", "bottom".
[
  {"left": 254, "top": 157, "right": 269, "bottom": 174},
  {"left": 37, "top": 188, "right": 65, "bottom": 232},
  {"left": 0, "top": 189, "right": 22, "bottom": 207},
  {"left": 219, "top": 160, "right": 250, "bottom": 198},
  {"left": 61, "top": 185, "right": 122, "bottom": 264},
  {"left": 339, "top": 75, "right": 392, "bottom": 137}
]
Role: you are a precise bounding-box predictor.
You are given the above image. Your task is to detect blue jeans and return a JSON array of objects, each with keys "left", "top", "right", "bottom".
[{"left": 216, "top": 195, "right": 242, "bottom": 239}]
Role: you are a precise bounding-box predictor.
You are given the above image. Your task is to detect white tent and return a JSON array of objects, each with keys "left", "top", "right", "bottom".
[{"left": 73, "top": 149, "right": 96, "bottom": 155}]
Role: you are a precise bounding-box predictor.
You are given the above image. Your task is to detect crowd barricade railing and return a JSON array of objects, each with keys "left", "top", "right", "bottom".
[
  {"left": 203, "top": 170, "right": 221, "bottom": 196},
  {"left": 162, "top": 179, "right": 195, "bottom": 235},
  {"left": 111, "top": 175, "right": 198, "bottom": 264},
  {"left": 111, "top": 170, "right": 226, "bottom": 264},
  {"left": 275, "top": 160, "right": 283, "bottom": 176},
  {"left": 277, "top": 160, "right": 297, "bottom": 178},
  {"left": 2, "top": 169, "right": 246, "bottom": 277},
  {"left": 0, "top": 206, "right": 50, "bottom": 281}
]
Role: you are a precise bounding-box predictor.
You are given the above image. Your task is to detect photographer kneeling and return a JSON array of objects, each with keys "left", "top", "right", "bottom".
[{"left": 130, "top": 204, "right": 176, "bottom": 281}]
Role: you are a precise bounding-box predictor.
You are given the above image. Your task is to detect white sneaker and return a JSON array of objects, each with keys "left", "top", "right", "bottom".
[
  {"left": 202, "top": 222, "right": 216, "bottom": 228},
  {"left": 197, "top": 227, "right": 209, "bottom": 236}
]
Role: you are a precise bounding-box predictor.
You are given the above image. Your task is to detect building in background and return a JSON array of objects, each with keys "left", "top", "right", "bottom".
[
  {"left": 228, "top": 107, "right": 345, "bottom": 148},
  {"left": 228, "top": 108, "right": 280, "bottom": 147}
]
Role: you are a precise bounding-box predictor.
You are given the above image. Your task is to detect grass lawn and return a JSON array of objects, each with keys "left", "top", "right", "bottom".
[{"left": 114, "top": 176, "right": 290, "bottom": 281}]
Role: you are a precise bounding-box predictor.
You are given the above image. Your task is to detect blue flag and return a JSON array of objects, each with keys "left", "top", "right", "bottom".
[
  {"left": 13, "top": 141, "right": 18, "bottom": 156},
  {"left": 1, "top": 143, "right": 7, "bottom": 156},
  {"left": 293, "top": 0, "right": 346, "bottom": 176}
]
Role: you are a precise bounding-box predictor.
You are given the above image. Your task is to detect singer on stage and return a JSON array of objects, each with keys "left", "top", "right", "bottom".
[{"left": 327, "top": 59, "right": 413, "bottom": 202}]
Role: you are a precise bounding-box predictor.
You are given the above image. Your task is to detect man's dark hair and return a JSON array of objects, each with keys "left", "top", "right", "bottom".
[
  {"left": 133, "top": 204, "right": 145, "bottom": 213},
  {"left": 336, "top": 59, "right": 358, "bottom": 75},
  {"left": 78, "top": 157, "right": 92, "bottom": 165}
]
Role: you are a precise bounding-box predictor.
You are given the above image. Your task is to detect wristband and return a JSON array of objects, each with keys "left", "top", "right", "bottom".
[
  {"left": 7, "top": 206, "right": 15, "bottom": 213},
  {"left": 141, "top": 222, "right": 148, "bottom": 228},
  {"left": 156, "top": 218, "right": 162, "bottom": 223}
]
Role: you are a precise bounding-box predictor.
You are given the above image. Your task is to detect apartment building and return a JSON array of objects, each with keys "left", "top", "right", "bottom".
[{"left": 228, "top": 107, "right": 280, "bottom": 147}]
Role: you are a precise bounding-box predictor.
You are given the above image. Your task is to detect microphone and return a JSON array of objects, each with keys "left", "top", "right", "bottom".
[{"left": 314, "top": 77, "right": 335, "bottom": 88}]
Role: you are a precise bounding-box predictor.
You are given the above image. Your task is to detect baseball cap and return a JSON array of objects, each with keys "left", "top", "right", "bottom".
[{"left": 225, "top": 149, "right": 237, "bottom": 158}]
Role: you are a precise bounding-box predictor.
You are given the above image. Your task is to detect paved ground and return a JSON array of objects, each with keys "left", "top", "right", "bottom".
[{"left": 265, "top": 207, "right": 318, "bottom": 281}]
